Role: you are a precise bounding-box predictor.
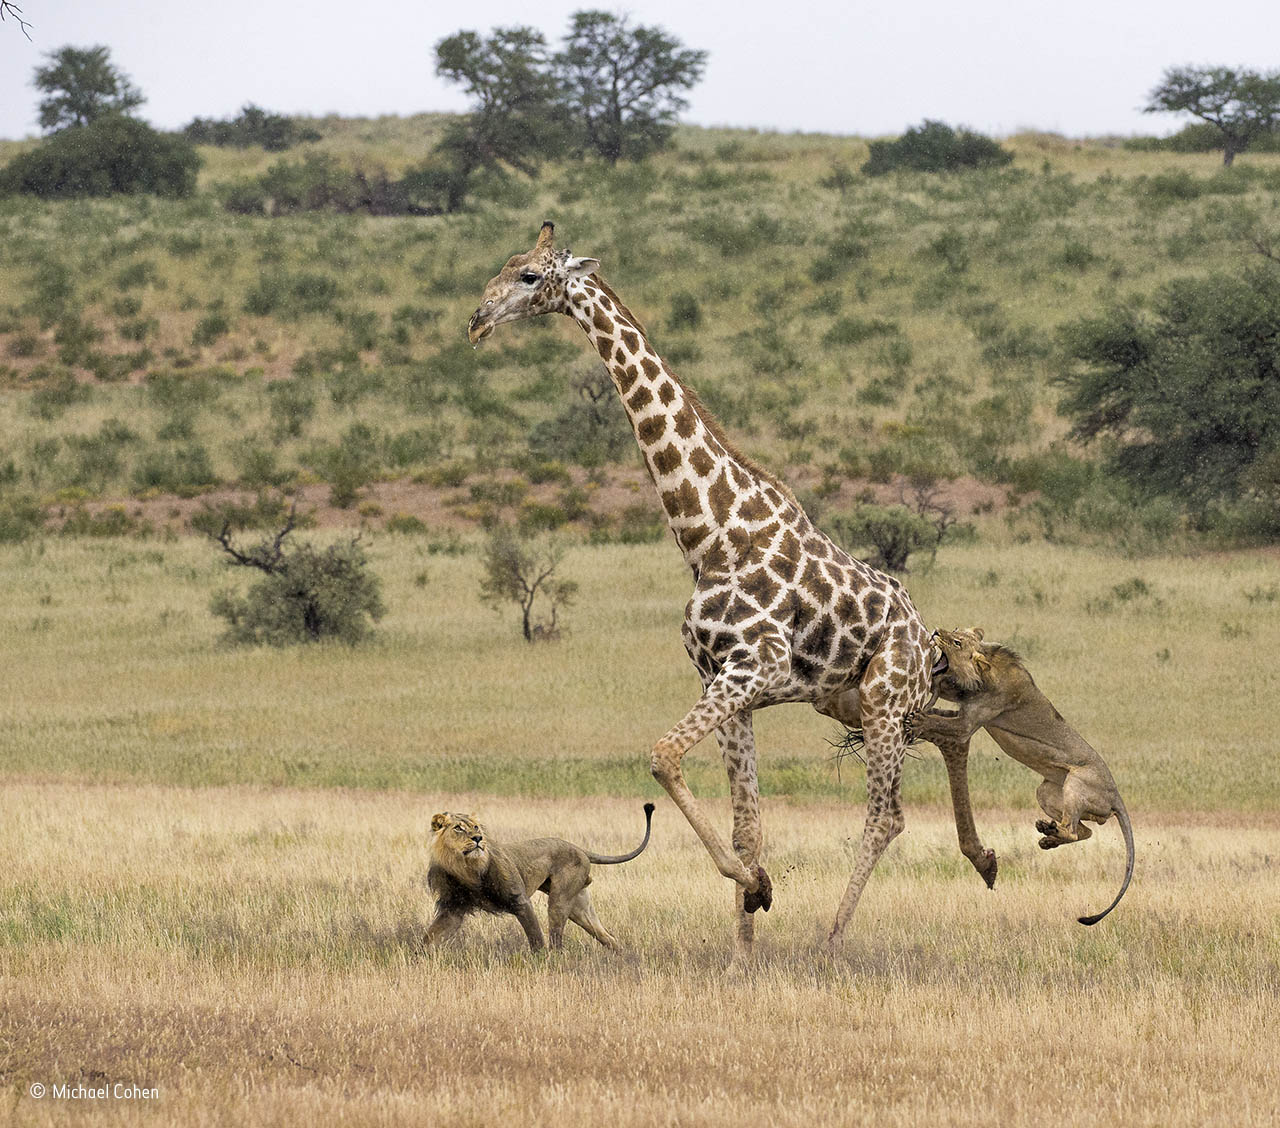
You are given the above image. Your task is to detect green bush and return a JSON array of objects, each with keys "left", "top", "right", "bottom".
[
  {"left": 0, "top": 493, "right": 46, "bottom": 543},
  {"left": 0, "top": 116, "right": 200, "bottom": 198},
  {"left": 29, "top": 368, "right": 92, "bottom": 420},
  {"left": 244, "top": 270, "right": 339, "bottom": 318},
  {"left": 863, "top": 120, "right": 1013, "bottom": 176},
  {"left": 131, "top": 444, "right": 218, "bottom": 496},
  {"left": 210, "top": 532, "right": 386, "bottom": 647},
  {"left": 183, "top": 104, "right": 321, "bottom": 151}
]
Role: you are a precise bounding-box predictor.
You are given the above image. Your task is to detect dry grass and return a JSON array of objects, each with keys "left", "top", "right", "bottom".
[{"left": 2, "top": 784, "right": 1277, "bottom": 1126}]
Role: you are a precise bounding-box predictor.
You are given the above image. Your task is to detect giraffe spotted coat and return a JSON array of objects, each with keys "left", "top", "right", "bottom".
[{"left": 469, "top": 223, "right": 934, "bottom": 955}]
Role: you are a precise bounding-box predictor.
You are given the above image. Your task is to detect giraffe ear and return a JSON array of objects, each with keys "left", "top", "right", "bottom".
[{"left": 565, "top": 255, "right": 600, "bottom": 280}]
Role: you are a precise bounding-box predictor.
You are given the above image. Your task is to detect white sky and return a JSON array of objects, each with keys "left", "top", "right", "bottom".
[{"left": 0, "top": 0, "right": 1277, "bottom": 141}]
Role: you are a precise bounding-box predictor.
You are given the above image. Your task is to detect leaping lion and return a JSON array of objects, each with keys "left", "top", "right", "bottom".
[
  {"left": 913, "top": 628, "right": 1135, "bottom": 925},
  {"left": 424, "top": 804, "right": 654, "bottom": 951}
]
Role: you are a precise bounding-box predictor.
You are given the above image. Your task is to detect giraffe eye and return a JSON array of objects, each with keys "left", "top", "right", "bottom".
[{"left": 520, "top": 272, "right": 541, "bottom": 285}]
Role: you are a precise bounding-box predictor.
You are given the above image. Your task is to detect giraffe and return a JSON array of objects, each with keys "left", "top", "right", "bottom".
[{"left": 468, "top": 222, "right": 935, "bottom": 956}]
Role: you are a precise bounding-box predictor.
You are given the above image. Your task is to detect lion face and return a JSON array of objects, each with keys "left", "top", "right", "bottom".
[
  {"left": 430, "top": 812, "right": 489, "bottom": 874},
  {"left": 931, "top": 627, "right": 989, "bottom": 696}
]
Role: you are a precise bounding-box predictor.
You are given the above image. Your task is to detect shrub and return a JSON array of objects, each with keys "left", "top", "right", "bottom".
[
  {"left": 29, "top": 369, "right": 92, "bottom": 420},
  {"left": 266, "top": 378, "right": 317, "bottom": 439},
  {"left": 192, "top": 309, "right": 231, "bottom": 347},
  {"left": 0, "top": 493, "right": 46, "bottom": 543},
  {"left": 131, "top": 444, "right": 218, "bottom": 496},
  {"left": 0, "top": 116, "right": 200, "bottom": 198},
  {"left": 244, "top": 270, "right": 339, "bottom": 318},
  {"left": 828, "top": 504, "right": 942, "bottom": 572},
  {"left": 863, "top": 120, "right": 1013, "bottom": 176},
  {"left": 667, "top": 291, "right": 703, "bottom": 331},
  {"left": 478, "top": 526, "right": 577, "bottom": 642},
  {"left": 210, "top": 520, "right": 386, "bottom": 646},
  {"left": 183, "top": 104, "right": 320, "bottom": 151}
]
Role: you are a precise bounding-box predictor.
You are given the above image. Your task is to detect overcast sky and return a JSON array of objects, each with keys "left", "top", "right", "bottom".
[{"left": 1, "top": 0, "right": 1277, "bottom": 141}]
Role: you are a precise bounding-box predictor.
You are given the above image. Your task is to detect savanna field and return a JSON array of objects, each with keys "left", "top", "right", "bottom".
[{"left": 2, "top": 120, "right": 1280, "bottom": 1125}]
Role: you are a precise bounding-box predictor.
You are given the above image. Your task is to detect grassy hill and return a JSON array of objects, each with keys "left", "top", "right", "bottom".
[{"left": 2, "top": 116, "right": 1278, "bottom": 545}]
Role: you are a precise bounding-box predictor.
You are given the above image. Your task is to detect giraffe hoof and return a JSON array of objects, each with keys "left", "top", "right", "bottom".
[
  {"left": 978, "top": 849, "right": 998, "bottom": 890},
  {"left": 743, "top": 865, "right": 772, "bottom": 913}
]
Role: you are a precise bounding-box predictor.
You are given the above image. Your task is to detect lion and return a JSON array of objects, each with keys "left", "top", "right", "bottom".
[
  {"left": 913, "top": 628, "right": 1135, "bottom": 925},
  {"left": 423, "top": 803, "right": 654, "bottom": 951}
]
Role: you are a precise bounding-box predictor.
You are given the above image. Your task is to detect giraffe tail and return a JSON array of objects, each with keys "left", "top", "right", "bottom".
[
  {"left": 1077, "top": 798, "right": 1134, "bottom": 926},
  {"left": 585, "top": 803, "right": 654, "bottom": 865}
]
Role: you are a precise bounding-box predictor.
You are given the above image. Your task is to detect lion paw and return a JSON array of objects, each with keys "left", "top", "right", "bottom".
[
  {"left": 743, "top": 865, "right": 773, "bottom": 913},
  {"left": 1038, "top": 834, "right": 1064, "bottom": 850}
]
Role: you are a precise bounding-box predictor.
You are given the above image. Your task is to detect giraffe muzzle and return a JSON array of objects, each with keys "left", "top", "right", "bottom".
[{"left": 467, "top": 309, "right": 495, "bottom": 346}]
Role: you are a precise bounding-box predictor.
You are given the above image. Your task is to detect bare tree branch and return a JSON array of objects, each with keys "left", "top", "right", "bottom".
[{"left": 1, "top": 0, "right": 32, "bottom": 39}]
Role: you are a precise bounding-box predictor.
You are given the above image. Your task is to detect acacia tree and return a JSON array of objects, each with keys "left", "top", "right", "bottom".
[
  {"left": 554, "top": 11, "right": 707, "bottom": 164},
  {"left": 34, "top": 45, "right": 144, "bottom": 132},
  {"left": 432, "top": 26, "right": 566, "bottom": 211},
  {"left": 1144, "top": 65, "right": 1280, "bottom": 165},
  {"left": 479, "top": 526, "right": 577, "bottom": 642},
  {"left": 1057, "top": 266, "right": 1280, "bottom": 513}
]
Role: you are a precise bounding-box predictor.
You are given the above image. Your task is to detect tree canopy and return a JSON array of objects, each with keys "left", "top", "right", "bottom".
[
  {"left": 33, "top": 45, "right": 144, "bottom": 132},
  {"left": 1144, "top": 65, "right": 1280, "bottom": 165},
  {"left": 554, "top": 11, "right": 707, "bottom": 164},
  {"left": 1057, "top": 266, "right": 1280, "bottom": 510}
]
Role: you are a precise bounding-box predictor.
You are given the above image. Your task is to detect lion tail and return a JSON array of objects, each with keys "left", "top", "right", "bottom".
[
  {"left": 1077, "top": 798, "right": 1134, "bottom": 926},
  {"left": 585, "top": 802, "right": 655, "bottom": 865}
]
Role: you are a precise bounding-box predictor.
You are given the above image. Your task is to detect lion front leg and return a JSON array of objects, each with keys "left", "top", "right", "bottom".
[{"left": 511, "top": 895, "right": 546, "bottom": 951}]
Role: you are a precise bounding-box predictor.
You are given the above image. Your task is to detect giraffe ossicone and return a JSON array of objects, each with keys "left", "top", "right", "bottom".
[{"left": 469, "top": 223, "right": 935, "bottom": 957}]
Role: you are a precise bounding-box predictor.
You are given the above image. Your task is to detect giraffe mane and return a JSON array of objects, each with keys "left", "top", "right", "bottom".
[{"left": 588, "top": 274, "right": 798, "bottom": 507}]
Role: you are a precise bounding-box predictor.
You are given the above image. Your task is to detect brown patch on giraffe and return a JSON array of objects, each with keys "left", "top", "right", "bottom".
[
  {"left": 724, "top": 597, "right": 756, "bottom": 625},
  {"left": 641, "top": 357, "right": 662, "bottom": 381},
  {"left": 832, "top": 636, "right": 861, "bottom": 670},
  {"left": 658, "top": 382, "right": 677, "bottom": 406},
  {"left": 615, "top": 347, "right": 627, "bottom": 363},
  {"left": 800, "top": 559, "right": 834, "bottom": 605},
  {"left": 662, "top": 480, "right": 701, "bottom": 518},
  {"left": 707, "top": 469, "right": 734, "bottom": 527},
  {"left": 752, "top": 520, "right": 780, "bottom": 546},
  {"left": 864, "top": 590, "right": 886, "bottom": 622},
  {"left": 738, "top": 492, "right": 772, "bottom": 522},
  {"left": 806, "top": 613, "right": 837, "bottom": 659},
  {"left": 803, "top": 536, "right": 830, "bottom": 560},
  {"left": 771, "top": 554, "right": 798, "bottom": 583},
  {"left": 618, "top": 364, "right": 639, "bottom": 395},
  {"left": 727, "top": 526, "right": 752, "bottom": 559},
  {"left": 678, "top": 523, "right": 711, "bottom": 553},
  {"left": 697, "top": 588, "right": 730, "bottom": 622},
  {"left": 834, "top": 592, "right": 860, "bottom": 622},
  {"left": 740, "top": 568, "right": 781, "bottom": 609},
  {"left": 777, "top": 529, "right": 802, "bottom": 562},
  {"left": 598, "top": 292, "right": 614, "bottom": 311},
  {"left": 651, "top": 444, "right": 683, "bottom": 476},
  {"left": 595, "top": 336, "right": 614, "bottom": 361},
  {"left": 592, "top": 306, "right": 615, "bottom": 334},
  {"left": 637, "top": 415, "right": 668, "bottom": 445},
  {"left": 621, "top": 330, "right": 639, "bottom": 354},
  {"left": 688, "top": 446, "right": 715, "bottom": 476},
  {"left": 672, "top": 406, "right": 698, "bottom": 439},
  {"left": 627, "top": 385, "right": 654, "bottom": 412}
]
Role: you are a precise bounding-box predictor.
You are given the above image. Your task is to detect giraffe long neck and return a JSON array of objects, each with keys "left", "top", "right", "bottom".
[{"left": 564, "top": 275, "right": 804, "bottom": 571}]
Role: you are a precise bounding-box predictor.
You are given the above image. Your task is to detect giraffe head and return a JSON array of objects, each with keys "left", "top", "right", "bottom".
[{"left": 467, "top": 222, "right": 600, "bottom": 345}]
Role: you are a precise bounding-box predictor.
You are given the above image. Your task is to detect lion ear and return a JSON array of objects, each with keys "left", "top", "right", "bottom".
[
  {"left": 970, "top": 627, "right": 984, "bottom": 641},
  {"left": 430, "top": 813, "right": 448, "bottom": 832},
  {"left": 974, "top": 651, "right": 992, "bottom": 676}
]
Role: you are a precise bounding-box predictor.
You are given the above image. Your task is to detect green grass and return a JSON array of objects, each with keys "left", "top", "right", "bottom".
[
  {"left": 2, "top": 120, "right": 1279, "bottom": 522},
  {"left": 1, "top": 533, "right": 1275, "bottom": 812}
]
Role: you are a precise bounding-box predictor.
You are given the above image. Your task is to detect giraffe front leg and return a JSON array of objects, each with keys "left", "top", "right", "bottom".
[
  {"left": 717, "top": 710, "right": 766, "bottom": 960},
  {"left": 650, "top": 666, "right": 780, "bottom": 900},
  {"left": 825, "top": 644, "right": 922, "bottom": 952},
  {"left": 937, "top": 738, "right": 998, "bottom": 889}
]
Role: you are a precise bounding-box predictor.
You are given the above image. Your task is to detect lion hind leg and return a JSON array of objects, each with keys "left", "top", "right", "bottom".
[{"left": 567, "top": 889, "right": 619, "bottom": 950}]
